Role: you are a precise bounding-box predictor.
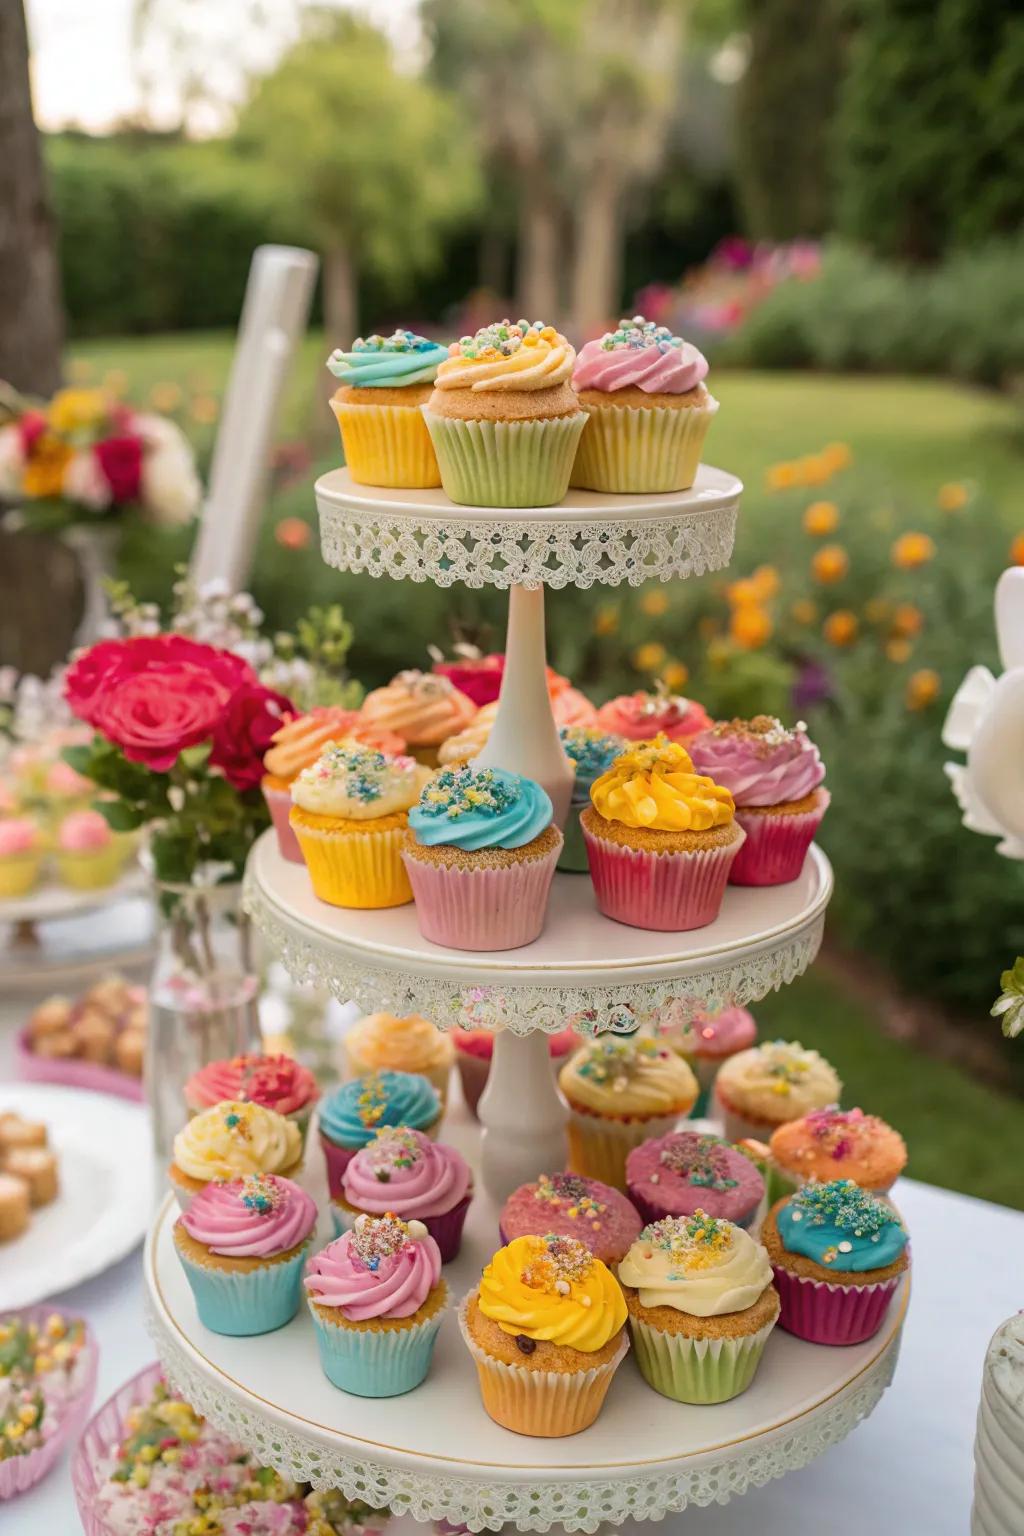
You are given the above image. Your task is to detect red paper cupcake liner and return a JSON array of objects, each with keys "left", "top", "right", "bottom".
[
  {"left": 772, "top": 1262, "right": 901, "bottom": 1345},
  {"left": 583, "top": 826, "right": 745, "bottom": 931},
  {"left": 402, "top": 839, "right": 560, "bottom": 951},
  {"left": 730, "top": 791, "right": 830, "bottom": 887},
  {"left": 263, "top": 782, "right": 304, "bottom": 864}
]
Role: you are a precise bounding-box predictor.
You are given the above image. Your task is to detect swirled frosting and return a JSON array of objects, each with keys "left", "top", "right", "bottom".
[
  {"left": 595, "top": 691, "right": 712, "bottom": 743},
  {"left": 550, "top": 684, "right": 599, "bottom": 729},
  {"left": 172, "top": 1101, "right": 302, "bottom": 1183},
  {"left": 478, "top": 1234, "right": 626, "bottom": 1350},
  {"left": 438, "top": 701, "right": 498, "bottom": 765},
  {"left": 184, "top": 1054, "right": 319, "bottom": 1117},
  {"left": 590, "top": 736, "right": 735, "bottom": 832},
  {"left": 342, "top": 1126, "right": 471, "bottom": 1218},
  {"left": 716, "top": 1042, "right": 841, "bottom": 1121},
  {"left": 290, "top": 743, "right": 427, "bottom": 820},
  {"left": 359, "top": 671, "right": 478, "bottom": 748},
  {"left": 327, "top": 331, "right": 448, "bottom": 388},
  {"left": 618, "top": 1213, "right": 772, "bottom": 1315},
  {"left": 304, "top": 1214, "right": 442, "bottom": 1320},
  {"left": 689, "top": 717, "right": 825, "bottom": 807},
  {"left": 180, "top": 1173, "right": 317, "bottom": 1257},
  {"left": 573, "top": 317, "right": 709, "bottom": 395},
  {"left": 776, "top": 1181, "right": 908, "bottom": 1272},
  {"left": 408, "top": 765, "right": 552, "bottom": 851},
  {"left": 560, "top": 726, "right": 625, "bottom": 803},
  {"left": 434, "top": 321, "right": 575, "bottom": 393},
  {"left": 264, "top": 708, "right": 405, "bottom": 781},
  {"left": 346, "top": 1012, "right": 452, "bottom": 1074},
  {"left": 319, "top": 1071, "right": 441, "bottom": 1148},
  {"left": 58, "top": 809, "right": 111, "bottom": 851},
  {"left": 559, "top": 1036, "right": 697, "bottom": 1117},
  {"left": 0, "top": 817, "right": 39, "bottom": 855}
]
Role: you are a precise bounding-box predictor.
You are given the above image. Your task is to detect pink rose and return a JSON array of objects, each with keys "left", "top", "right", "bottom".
[
  {"left": 91, "top": 662, "right": 232, "bottom": 771},
  {"left": 66, "top": 636, "right": 256, "bottom": 728},
  {"left": 210, "top": 681, "right": 294, "bottom": 791}
]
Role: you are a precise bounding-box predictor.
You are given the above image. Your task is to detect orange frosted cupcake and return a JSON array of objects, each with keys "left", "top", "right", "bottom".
[
  {"left": 769, "top": 1107, "right": 906, "bottom": 1195},
  {"left": 359, "top": 670, "right": 477, "bottom": 768},
  {"left": 344, "top": 1011, "right": 454, "bottom": 1106}
]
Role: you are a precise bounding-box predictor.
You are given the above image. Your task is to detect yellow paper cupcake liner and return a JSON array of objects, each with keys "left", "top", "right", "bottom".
[
  {"left": 570, "top": 397, "right": 719, "bottom": 493},
  {"left": 56, "top": 844, "right": 126, "bottom": 891},
  {"left": 290, "top": 815, "right": 413, "bottom": 908},
  {"left": 0, "top": 853, "right": 42, "bottom": 898},
  {"left": 330, "top": 399, "right": 441, "bottom": 489},
  {"left": 566, "top": 1107, "right": 687, "bottom": 1192}
]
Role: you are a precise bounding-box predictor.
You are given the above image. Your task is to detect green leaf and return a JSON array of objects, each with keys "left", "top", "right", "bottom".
[{"left": 95, "top": 800, "right": 145, "bottom": 832}]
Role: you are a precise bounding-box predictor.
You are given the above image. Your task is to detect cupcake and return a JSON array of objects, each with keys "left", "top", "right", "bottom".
[
  {"left": 327, "top": 330, "right": 449, "bottom": 488},
  {"left": 453, "top": 1026, "right": 579, "bottom": 1117},
  {"left": 183, "top": 1053, "right": 320, "bottom": 1148},
  {"left": 401, "top": 765, "right": 561, "bottom": 952},
  {"left": 262, "top": 707, "right": 406, "bottom": 864},
  {"left": 625, "top": 1131, "right": 764, "bottom": 1229},
  {"left": 715, "top": 1041, "right": 842, "bottom": 1144},
  {"left": 499, "top": 1172, "right": 643, "bottom": 1264},
  {"left": 318, "top": 1071, "right": 442, "bottom": 1198},
  {"left": 571, "top": 317, "right": 718, "bottom": 493},
  {"left": 595, "top": 688, "right": 712, "bottom": 745},
  {"left": 459, "top": 1234, "right": 628, "bottom": 1436},
  {"left": 438, "top": 679, "right": 598, "bottom": 769},
  {"left": 549, "top": 679, "right": 599, "bottom": 730},
  {"left": 582, "top": 736, "right": 744, "bottom": 931},
  {"left": 344, "top": 1012, "right": 454, "bottom": 1107},
  {"left": 558, "top": 726, "right": 625, "bottom": 872},
  {"left": 769, "top": 1107, "right": 907, "bottom": 1196},
  {"left": 334, "top": 1126, "right": 472, "bottom": 1262},
  {"left": 437, "top": 701, "right": 498, "bottom": 767},
  {"left": 289, "top": 743, "right": 430, "bottom": 909},
  {"left": 359, "top": 671, "right": 477, "bottom": 768},
  {"left": 655, "top": 1001, "right": 758, "bottom": 1117},
  {"left": 173, "top": 1173, "right": 318, "bottom": 1335},
  {"left": 618, "top": 1213, "right": 779, "bottom": 1403},
  {"left": 0, "top": 817, "right": 43, "bottom": 898},
  {"left": 430, "top": 646, "right": 506, "bottom": 707},
  {"left": 55, "top": 809, "right": 127, "bottom": 889},
  {"left": 168, "top": 1100, "right": 303, "bottom": 1212},
  {"left": 762, "top": 1181, "right": 909, "bottom": 1345},
  {"left": 305, "top": 1213, "right": 447, "bottom": 1397},
  {"left": 559, "top": 1036, "right": 698, "bottom": 1191},
  {"left": 689, "top": 716, "right": 829, "bottom": 886},
  {"left": 423, "top": 320, "right": 587, "bottom": 508}
]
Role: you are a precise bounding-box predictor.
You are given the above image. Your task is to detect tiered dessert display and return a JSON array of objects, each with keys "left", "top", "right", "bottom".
[{"left": 143, "top": 321, "right": 905, "bottom": 1531}]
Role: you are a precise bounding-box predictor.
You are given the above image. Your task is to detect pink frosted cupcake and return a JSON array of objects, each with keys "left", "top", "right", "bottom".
[
  {"left": 0, "top": 817, "right": 43, "bottom": 898},
  {"left": 595, "top": 688, "right": 712, "bottom": 746},
  {"left": 625, "top": 1131, "right": 764, "bottom": 1230},
  {"left": 334, "top": 1125, "right": 472, "bottom": 1262},
  {"left": 499, "top": 1172, "right": 643, "bottom": 1264},
  {"left": 689, "top": 715, "right": 829, "bottom": 886},
  {"left": 184, "top": 1053, "right": 320, "bottom": 1146},
  {"left": 582, "top": 737, "right": 744, "bottom": 931},
  {"left": 762, "top": 1182, "right": 909, "bottom": 1346},
  {"left": 654, "top": 1000, "right": 758, "bottom": 1116},
  {"left": 401, "top": 765, "right": 561, "bottom": 951},
  {"left": 453, "top": 1026, "right": 579, "bottom": 1116}
]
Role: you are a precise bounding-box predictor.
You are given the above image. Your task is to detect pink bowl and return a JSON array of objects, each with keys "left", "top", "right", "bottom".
[
  {"left": 15, "top": 1028, "right": 144, "bottom": 1102},
  {"left": 72, "top": 1361, "right": 163, "bottom": 1536},
  {"left": 0, "top": 1307, "right": 98, "bottom": 1501}
]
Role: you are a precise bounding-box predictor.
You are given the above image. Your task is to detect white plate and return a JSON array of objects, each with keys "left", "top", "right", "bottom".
[{"left": 0, "top": 1084, "right": 152, "bottom": 1307}]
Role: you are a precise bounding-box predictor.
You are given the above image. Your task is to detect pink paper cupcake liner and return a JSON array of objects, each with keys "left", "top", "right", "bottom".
[
  {"left": 72, "top": 1361, "right": 162, "bottom": 1536},
  {"left": 263, "top": 782, "right": 304, "bottom": 864},
  {"left": 772, "top": 1263, "right": 902, "bottom": 1345},
  {"left": 730, "top": 791, "right": 830, "bottom": 886},
  {"left": 15, "top": 1028, "right": 144, "bottom": 1102},
  {"left": 2, "top": 1307, "right": 98, "bottom": 1501},
  {"left": 583, "top": 826, "right": 745, "bottom": 931},
  {"left": 402, "top": 838, "right": 561, "bottom": 951}
]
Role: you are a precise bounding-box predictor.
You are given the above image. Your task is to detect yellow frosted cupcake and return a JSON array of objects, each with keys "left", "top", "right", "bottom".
[
  {"left": 459, "top": 1233, "right": 628, "bottom": 1436},
  {"left": 344, "top": 1011, "right": 455, "bottom": 1107},
  {"left": 289, "top": 742, "right": 431, "bottom": 909},
  {"left": 559, "top": 1036, "right": 698, "bottom": 1191},
  {"left": 327, "top": 330, "right": 448, "bottom": 488},
  {"left": 168, "top": 1100, "right": 304, "bottom": 1212}
]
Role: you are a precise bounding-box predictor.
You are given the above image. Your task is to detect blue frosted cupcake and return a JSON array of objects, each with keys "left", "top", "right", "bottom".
[
  {"left": 328, "top": 330, "right": 449, "bottom": 487},
  {"left": 173, "top": 1174, "right": 318, "bottom": 1336},
  {"left": 559, "top": 726, "right": 626, "bottom": 872},
  {"left": 318, "top": 1070, "right": 442, "bottom": 1198},
  {"left": 305, "top": 1213, "right": 447, "bottom": 1397}
]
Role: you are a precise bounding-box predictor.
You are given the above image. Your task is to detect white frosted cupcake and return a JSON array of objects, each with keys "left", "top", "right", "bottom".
[{"left": 715, "top": 1041, "right": 842, "bottom": 1143}]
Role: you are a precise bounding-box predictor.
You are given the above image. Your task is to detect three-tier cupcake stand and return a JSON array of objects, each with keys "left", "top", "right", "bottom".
[{"left": 143, "top": 466, "right": 907, "bottom": 1530}]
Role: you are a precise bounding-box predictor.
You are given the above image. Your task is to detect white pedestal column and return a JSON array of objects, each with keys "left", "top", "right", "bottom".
[{"left": 478, "top": 1029, "right": 569, "bottom": 1204}]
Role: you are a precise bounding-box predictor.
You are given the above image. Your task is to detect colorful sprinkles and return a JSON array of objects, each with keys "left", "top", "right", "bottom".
[
  {"left": 301, "top": 743, "right": 416, "bottom": 804},
  {"left": 240, "top": 1174, "right": 283, "bottom": 1216},
  {"left": 787, "top": 1180, "right": 899, "bottom": 1262},
  {"left": 802, "top": 1105, "right": 877, "bottom": 1161},
  {"left": 451, "top": 319, "right": 557, "bottom": 360},
  {"left": 417, "top": 764, "right": 520, "bottom": 821},
  {"left": 532, "top": 1173, "right": 608, "bottom": 1231},
  {"left": 599, "top": 316, "right": 687, "bottom": 353},
  {"left": 573, "top": 1035, "right": 670, "bottom": 1091},
  {"left": 703, "top": 714, "right": 803, "bottom": 755},
  {"left": 658, "top": 1133, "right": 739, "bottom": 1191},
  {"left": 559, "top": 726, "right": 624, "bottom": 781},
  {"left": 365, "top": 1125, "right": 422, "bottom": 1181},
  {"left": 349, "top": 1211, "right": 419, "bottom": 1270},
  {"left": 350, "top": 330, "right": 438, "bottom": 354},
  {"left": 519, "top": 1233, "right": 594, "bottom": 1294},
  {"left": 354, "top": 1074, "right": 389, "bottom": 1130},
  {"left": 755, "top": 1040, "right": 819, "bottom": 1096},
  {"left": 639, "top": 1211, "right": 735, "bottom": 1274}
]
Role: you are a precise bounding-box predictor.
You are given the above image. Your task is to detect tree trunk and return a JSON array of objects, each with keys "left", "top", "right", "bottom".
[
  {"left": 570, "top": 173, "right": 624, "bottom": 341},
  {"left": 515, "top": 176, "right": 563, "bottom": 321},
  {"left": 0, "top": 0, "right": 64, "bottom": 396},
  {"left": 322, "top": 246, "right": 357, "bottom": 345}
]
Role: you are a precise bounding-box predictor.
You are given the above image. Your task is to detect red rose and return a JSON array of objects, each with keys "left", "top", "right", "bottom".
[
  {"left": 94, "top": 434, "right": 143, "bottom": 504},
  {"left": 91, "top": 662, "right": 232, "bottom": 771},
  {"left": 18, "top": 411, "right": 47, "bottom": 455},
  {"left": 66, "top": 635, "right": 256, "bottom": 727},
  {"left": 209, "top": 682, "right": 294, "bottom": 792}
]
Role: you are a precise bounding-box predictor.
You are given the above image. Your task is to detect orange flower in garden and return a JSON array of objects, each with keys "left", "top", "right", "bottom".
[
  {"left": 633, "top": 642, "right": 667, "bottom": 672},
  {"left": 22, "top": 434, "right": 72, "bottom": 499},
  {"left": 938, "top": 482, "right": 969, "bottom": 512},
  {"left": 823, "top": 610, "right": 858, "bottom": 647},
  {"left": 730, "top": 606, "right": 772, "bottom": 650},
  {"left": 886, "top": 639, "right": 913, "bottom": 664},
  {"left": 662, "top": 660, "right": 689, "bottom": 691},
  {"left": 751, "top": 564, "right": 780, "bottom": 600},
  {"left": 891, "top": 603, "right": 924, "bottom": 638},
  {"left": 812, "top": 545, "right": 849, "bottom": 584},
  {"left": 727, "top": 577, "right": 761, "bottom": 608},
  {"left": 798, "top": 454, "right": 831, "bottom": 486},
  {"left": 803, "top": 501, "right": 840, "bottom": 537},
  {"left": 892, "top": 532, "right": 936, "bottom": 569},
  {"left": 275, "top": 518, "right": 311, "bottom": 551},
  {"left": 594, "top": 606, "right": 619, "bottom": 636},
  {"left": 822, "top": 442, "right": 852, "bottom": 473},
  {"left": 1010, "top": 534, "right": 1024, "bottom": 567},
  {"left": 640, "top": 588, "right": 669, "bottom": 618},
  {"left": 790, "top": 599, "right": 819, "bottom": 625},
  {"left": 190, "top": 395, "right": 220, "bottom": 425},
  {"left": 906, "top": 669, "right": 940, "bottom": 710},
  {"left": 766, "top": 462, "right": 799, "bottom": 492}
]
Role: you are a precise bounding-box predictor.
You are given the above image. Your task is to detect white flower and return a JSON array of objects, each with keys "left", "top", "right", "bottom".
[
  {"left": 62, "top": 447, "right": 113, "bottom": 510},
  {"left": 0, "top": 424, "right": 25, "bottom": 498},
  {"left": 136, "top": 415, "right": 201, "bottom": 527}
]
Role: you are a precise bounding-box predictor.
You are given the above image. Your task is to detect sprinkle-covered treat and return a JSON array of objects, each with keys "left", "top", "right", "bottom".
[
  {"left": 499, "top": 1172, "right": 643, "bottom": 1263},
  {"left": 770, "top": 1106, "right": 907, "bottom": 1193},
  {"left": 715, "top": 1040, "right": 842, "bottom": 1143},
  {"left": 338, "top": 1126, "right": 473, "bottom": 1262},
  {"left": 626, "top": 1131, "right": 765, "bottom": 1229},
  {"left": 169, "top": 1100, "right": 303, "bottom": 1211},
  {"left": 0, "top": 1312, "right": 91, "bottom": 1467},
  {"left": 559, "top": 1036, "right": 698, "bottom": 1192},
  {"left": 327, "top": 331, "right": 449, "bottom": 488}
]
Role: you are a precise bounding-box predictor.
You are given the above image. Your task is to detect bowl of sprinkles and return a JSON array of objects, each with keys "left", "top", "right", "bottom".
[{"left": 0, "top": 1307, "right": 97, "bottom": 1498}]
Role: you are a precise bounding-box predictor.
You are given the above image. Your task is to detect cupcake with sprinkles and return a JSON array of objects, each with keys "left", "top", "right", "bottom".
[
  {"left": 401, "top": 764, "right": 561, "bottom": 951},
  {"left": 618, "top": 1212, "right": 779, "bottom": 1403},
  {"left": 423, "top": 319, "right": 587, "bottom": 507},
  {"left": 571, "top": 316, "right": 718, "bottom": 493},
  {"left": 626, "top": 1131, "right": 765, "bottom": 1230},
  {"left": 762, "top": 1181, "right": 909, "bottom": 1345},
  {"left": 653, "top": 1000, "right": 758, "bottom": 1117},
  {"left": 459, "top": 1233, "right": 628, "bottom": 1436},
  {"left": 769, "top": 1107, "right": 907, "bottom": 1196},
  {"left": 168, "top": 1100, "right": 304, "bottom": 1212},
  {"left": 499, "top": 1172, "right": 643, "bottom": 1264},
  {"left": 289, "top": 742, "right": 431, "bottom": 909},
  {"left": 173, "top": 1173, "right": 318, "bottom": 1335},
  {"left": 318, "top": 1070, "right": 443, "bottom": 1198},
  {"left": 714, "top": 1040, "right": 842, "bottom": 1144},
  {"left": 335, "top": 1126, "right": 472, "bottom": 1262},
  {"left": 594, "top": 685, "right": 712, "bottom": 747},
  {"left": 305, "top": 1213, "right": 447, "bottom": 1396},
  {"left": 327, "top": 329, "right": 449, "bottom": 487},
  {"left": 184, "top": 1052, "right": 320, "bottom": 1148},
  {"left": 558, "top": 725, "right": 625, "bottom": 873}
]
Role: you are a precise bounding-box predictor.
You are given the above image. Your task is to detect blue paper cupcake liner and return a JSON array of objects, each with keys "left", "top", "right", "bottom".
[
  {"left": 178, "top": 1240, "right": 313, "bottom": 1336},
  {"left": 309, "top": 1294, "right": 446, "bottom": 1397}
]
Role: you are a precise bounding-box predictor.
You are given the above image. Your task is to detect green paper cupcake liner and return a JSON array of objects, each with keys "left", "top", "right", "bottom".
[
  {"left": 628, "top": 1310, "right": 776, "bottom": 1404},
  {"left": 570, "top": 397, "right": 718, "bottom": 494},
  {"left": 422, "top": 409, "right": 587, "bottom": 508}
]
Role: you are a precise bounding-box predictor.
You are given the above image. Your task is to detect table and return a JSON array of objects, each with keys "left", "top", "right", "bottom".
[{"left": 10, "top": 1177, "right": 1022, "bottom": 1534}]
